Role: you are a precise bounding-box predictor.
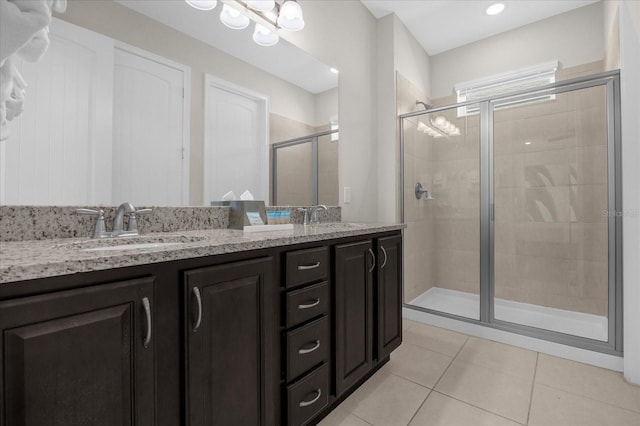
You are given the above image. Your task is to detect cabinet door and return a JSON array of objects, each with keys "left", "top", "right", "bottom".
[
  {"left": 185, "top": 257, "right": 276, "bottom": 426},
  {"left": 376, "top": 235, "right": 403, "bottom": 360},
  {"left": 334, "top": 240, "right": 374, "bottom": 397},
  {"left": 0, "top": 277, "right": 155, "bottom": 426}
]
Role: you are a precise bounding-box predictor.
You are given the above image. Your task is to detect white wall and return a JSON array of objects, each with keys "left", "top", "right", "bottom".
[
  {"left": 374, "top": 14, "right": 431, "bottom": 224},
  {"left": 430, "top": 2, "right": 605, "bottom": 98},
  {"left": 283, "top": 1, "right": 379, "bottom": 221},
  {"left": 376, "top": 15, "right": 397, "bottom": 224},
  {"left": 315, "top": 87, "right": 339, "bottom": 128},
  {"left": 619, "top": 0, "right": 640, "bottom": 385}
]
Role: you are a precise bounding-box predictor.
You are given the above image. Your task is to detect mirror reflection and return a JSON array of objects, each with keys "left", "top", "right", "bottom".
[{"left": 0, "top": 0, "right": 338, "bottom": 207}]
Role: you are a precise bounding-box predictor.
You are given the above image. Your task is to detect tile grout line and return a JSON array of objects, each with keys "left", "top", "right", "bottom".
[
  {"left": 430, "top": 389, "right": 528, "bottom": 426},
  {"left": 350, "top": 412, "right": 376, "bottom": 426},
  {"left": 525, "top": 352, "right": 540, "bottom": 425},
  {"left": 404, "top": 388, "right": 432, "bottom": 426},
  {"left": 534, "top": 381, "right": 640, "bottom": 416},
  {"left": 430, "top": 334, "right": 470, "bottom": 391}
]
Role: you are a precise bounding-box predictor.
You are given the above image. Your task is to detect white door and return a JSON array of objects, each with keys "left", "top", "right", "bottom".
[
  {"left": 112, "top": 46, "right": 188, "bottom": 206},
  {"left": 204, "top": 75, "right": 268, "bottom": 204},
  {"left": 0, "top": 18, "right": 114, "bottom": 205}
]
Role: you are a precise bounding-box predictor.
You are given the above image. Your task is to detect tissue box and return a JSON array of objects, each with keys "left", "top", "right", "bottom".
[{"left": 211, "top": 200, "right": 267, "bottom": 229}]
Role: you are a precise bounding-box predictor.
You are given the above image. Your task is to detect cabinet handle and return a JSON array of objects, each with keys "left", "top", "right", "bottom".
[
  {"left": 368, "top": 248, "right": 376, "bottom": 273},
  {"left": 299, "top": 389, "right": 322, "bottom": 407},
  {"left": 192, "top": 286, "right": 202, "bottom": 332},
  {"left": 298, "top": 261, "right": 321, "bottom": 271},
  {"left": 298, "top": 340, "right": 321, "bottom": 355},
  {"left": 298, "top": 298, "right": 320, "bottom": 309},
  {"left": 142, "top": 297, "right": 152, "bottom": 348},
  {"left": 380, "top": 246, "right": 388, "bottom": 269}
]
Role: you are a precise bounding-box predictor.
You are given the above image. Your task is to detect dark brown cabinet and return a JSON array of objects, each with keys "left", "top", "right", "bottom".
[
  {"left": 333, "top": 240, "right": 374, "bottom": 397},
  {"left": 1, "top": 229, "right": 402, "bottom": 426},
  {"left": 282, "top": 246, "right": 331, "bottom": 426},
  {"left": 375, "top": 235, "right": 403, "bottom": 360},
  {"left": 0, "top": 277, "right": 155, "bottom": 426},
  {"left": 183, "top": 256, "right": 277, "bottom": 426}
]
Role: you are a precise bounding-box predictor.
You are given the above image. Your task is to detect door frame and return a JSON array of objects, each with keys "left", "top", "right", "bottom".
[
  {"left": 114, "top": 41, "right": 192, "bottom": 206},
  {"left": 203, "top": 74, "right": 269, "bottom": 205}
]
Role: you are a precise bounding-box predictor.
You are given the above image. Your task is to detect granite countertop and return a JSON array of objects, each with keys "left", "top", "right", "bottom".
[{"left": 0, "top": 223, "right": 405, "bottom": 284}]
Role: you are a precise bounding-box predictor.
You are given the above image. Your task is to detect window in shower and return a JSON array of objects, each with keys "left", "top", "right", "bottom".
[{"left": 402, "top": 105, "right": 481, "bottom": 320}]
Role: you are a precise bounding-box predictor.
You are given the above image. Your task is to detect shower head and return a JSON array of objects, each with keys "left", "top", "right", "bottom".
[{"left": 416, "top": 100, "right": 433, "bottom": 110}]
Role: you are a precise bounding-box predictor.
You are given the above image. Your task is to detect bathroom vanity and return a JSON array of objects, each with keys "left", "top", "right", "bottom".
[{"left": 0, "top": 222, "right": 403, "bottom": 426}]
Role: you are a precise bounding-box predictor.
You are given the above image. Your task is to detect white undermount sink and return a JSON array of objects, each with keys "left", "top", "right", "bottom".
[
  {"left": 60, "top": 234, "right": 206, "bottom": 251},
  {"left": 82, "top": 242, "right": 183, "bottom": 252}
]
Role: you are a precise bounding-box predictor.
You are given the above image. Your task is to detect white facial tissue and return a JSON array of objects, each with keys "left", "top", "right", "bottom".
[
  {"left": 240, "top": 190, "right": 254, "bottom": 201},
  {"left": 221, "top": 190, "right": 236, "bottom": 201}
]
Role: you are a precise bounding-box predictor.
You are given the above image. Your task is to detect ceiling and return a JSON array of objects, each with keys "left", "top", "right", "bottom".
[
  {"left": 115, "top": 0, "right": 338, "bottom": 94},
  {"left": 360, "top": 0, "right": 600, "bottom": 55},
  {"left": 115, "top": 0, "right": 599, "bottom": 93}
]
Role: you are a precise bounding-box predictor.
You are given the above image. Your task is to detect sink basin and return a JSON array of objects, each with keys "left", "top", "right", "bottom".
[
  {"left": 83, "top": 242, "right": 183, "bottom": 252},
  {"left": 60, "top": 234, "right": 206, "bottom": 251}
]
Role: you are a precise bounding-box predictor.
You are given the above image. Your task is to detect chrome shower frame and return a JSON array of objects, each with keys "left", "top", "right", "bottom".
[{"left": 399, "top": 70, "right": 623, "bottom": 356}]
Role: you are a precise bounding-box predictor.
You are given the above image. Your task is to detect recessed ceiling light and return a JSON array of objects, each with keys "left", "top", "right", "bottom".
[
  {"left": 330, "top": 67, "right": 339, "bottom": 74},
  {"left": 486, "top": 3, "right": 505, "bottom": 16}
]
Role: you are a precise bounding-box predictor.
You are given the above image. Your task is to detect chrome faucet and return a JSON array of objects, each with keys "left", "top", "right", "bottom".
[
  {"left": 112, "top": 202, "right": 136, "bottom": 235},
  {"left": 309, "top": 204, "right": 328, "bottom": 225},
  {"left": 76, "top": 202, "right": 152, "bottom": 238}
]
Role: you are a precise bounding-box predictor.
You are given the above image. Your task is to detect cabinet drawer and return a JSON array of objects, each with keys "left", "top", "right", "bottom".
[
  {"left": 286, "top": 316, "right": 329, "bottom": 381},
  {"left": 285, "top": 247, "right": 328, "bottom": 288},
  {"left": 286, "top": 281, "right": 329, "bottom": 328},
  {"left": 287, "top": 363, "right": 329, "bottom": 426}
]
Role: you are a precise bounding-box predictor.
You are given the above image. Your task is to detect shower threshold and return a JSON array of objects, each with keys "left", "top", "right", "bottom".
[{"left": 409, "top": 287, "right": 608, "bottom": 342}]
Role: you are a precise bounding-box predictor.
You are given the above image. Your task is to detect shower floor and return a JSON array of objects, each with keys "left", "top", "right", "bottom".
[{"left": 409, "top": 287, "right": 608, "bottom": 341}]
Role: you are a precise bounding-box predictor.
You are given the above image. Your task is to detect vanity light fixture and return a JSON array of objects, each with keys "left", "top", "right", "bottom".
[
  {"left": 486, "top": 3, "right": 505, "bottom": 16},
  {"left": 417, "top": 116, "right": 461, "bottom": 138},
  {"left": 278, "top": 0, "right": 305, "bottom": 31},
  {"left": 246, "top": 0, "right": 275, "bottom": 12},
  {"left": 185, "top": 0, "right": 305, "bottom": 46},
  {"left": 220, "top": 4, "right": 250, "bottom": 29},
  {"left": 253, "top": 23, "right": 279, "bottom": 46},
  {"left": 186, "top": 0, "right": 218, "bottom": 11}
]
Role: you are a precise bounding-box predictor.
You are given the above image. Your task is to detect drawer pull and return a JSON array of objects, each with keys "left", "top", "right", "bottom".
[
  {"left": 142, "top": 297, "right": 152, "bottom": 348},
  {"left": 299, "top": 389, "right": 322, "bottom": 407},
  {"left": 297, "top": 261, "right": 321, "bottom": 271},
  {"left": 298, "top": 340, "right": 321, "bottom": 355},
  {"left": 298, "top": 298, "right": 320, "bottom": 309}
]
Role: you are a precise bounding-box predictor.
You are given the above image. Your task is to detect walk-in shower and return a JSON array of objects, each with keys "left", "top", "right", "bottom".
[{"left": 400, "top": 71, "right": 622, "bottom": 354}]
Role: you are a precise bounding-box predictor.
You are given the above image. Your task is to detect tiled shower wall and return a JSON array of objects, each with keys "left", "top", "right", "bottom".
[
  {"left": 399, "top": 73, "right": 480, "bottom": 303},
  {"left": 269, "top": 113, "right": 339, "bottom": 206},
  {"left": 400, "top": 61, "right": 609, "bottom": 317}
]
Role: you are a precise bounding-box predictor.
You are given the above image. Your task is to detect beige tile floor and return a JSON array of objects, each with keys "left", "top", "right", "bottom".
[{"left": 318, "top": 319, "right": 640, "bottom": 426}]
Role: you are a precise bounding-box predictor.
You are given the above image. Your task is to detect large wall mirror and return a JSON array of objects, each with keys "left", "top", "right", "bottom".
[{"left": 0, "top": 0, "right": 338, "bottom": 207}]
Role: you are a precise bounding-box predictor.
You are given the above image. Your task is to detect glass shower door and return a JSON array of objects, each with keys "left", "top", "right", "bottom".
[
  {"left": 492, "top": 83, "right": 613, "bottom": 341},
  {"left": 403, "top": 105, "right": 481, "bottom": 320}
]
